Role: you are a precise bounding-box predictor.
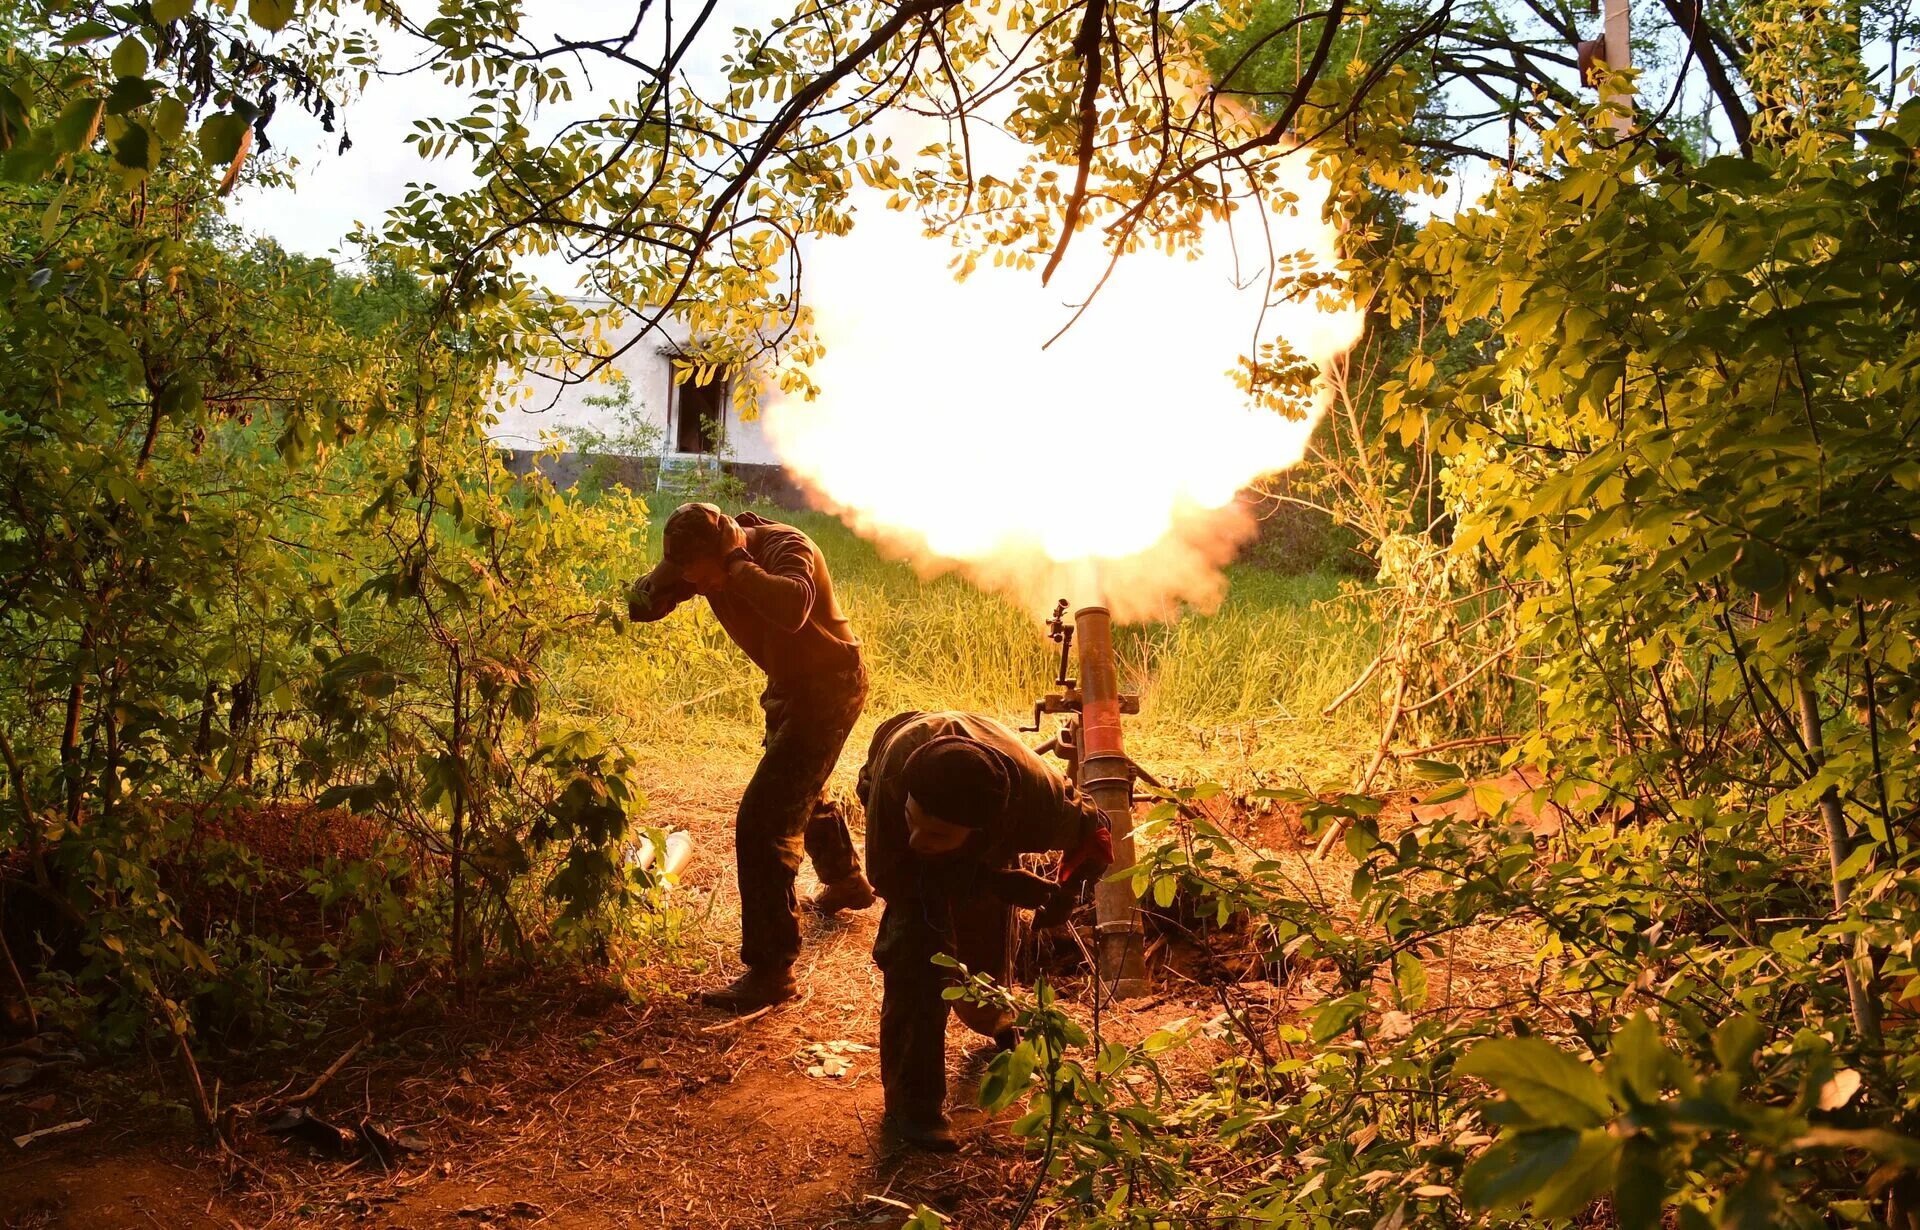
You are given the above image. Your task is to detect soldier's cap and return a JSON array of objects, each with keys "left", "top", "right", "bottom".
[
  {"left": 902, "top": 737, "right": 1010, "bottom": 827},
  {"left": 660, "top": 502, "right": 735, "bottom": 566}
]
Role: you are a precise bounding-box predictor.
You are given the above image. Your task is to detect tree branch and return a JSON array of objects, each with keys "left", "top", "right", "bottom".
[{"left": 1043, "top": 0, "right": 1110, "bottom": 286}]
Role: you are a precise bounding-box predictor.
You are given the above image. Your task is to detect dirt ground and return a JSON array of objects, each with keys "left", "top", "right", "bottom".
[
  {"left": 0, "top": 741, "right": 1550, "bottom": 1230},
  {"left": 0, "top": 756, "right": 1233, "bottom": 1230}
]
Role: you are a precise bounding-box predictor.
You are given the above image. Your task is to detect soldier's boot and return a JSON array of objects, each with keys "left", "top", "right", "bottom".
[
  {"left": 882, "top": 1109, "right": 958, "bottom": 1153},
  {"left": 699, "top": 965, "right": 797, "bottom": 1013},
  {"left": 808, "top": 872, "right": 877, "bottom": 914}
]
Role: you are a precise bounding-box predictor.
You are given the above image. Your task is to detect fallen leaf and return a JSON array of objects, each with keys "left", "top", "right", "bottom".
[
  {"left": 1819, "top": 1068, "right": 1863, "bottom": 1111},
  {"left": 797, "top": 1040, "right": 872, "bottom": 1079}
]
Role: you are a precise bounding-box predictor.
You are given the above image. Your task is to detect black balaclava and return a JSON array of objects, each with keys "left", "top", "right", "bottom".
[
  {"left": 901, "top": 736, "right": 1010, "bottom": 831},
  {"left": 899, "top": 737, "right": 1057, "bottom": 909}
]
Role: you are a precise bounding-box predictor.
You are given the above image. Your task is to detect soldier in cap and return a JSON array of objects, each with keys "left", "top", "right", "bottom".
[
  {"left": 856, "top": 710, "right": 1113, "bottom": 1151},
  {"left": 628, "top": 503, "right": 878, "bottom": 1011}
]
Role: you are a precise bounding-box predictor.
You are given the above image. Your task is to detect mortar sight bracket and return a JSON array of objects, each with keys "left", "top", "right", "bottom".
[
  {"left": 1023, "top": 599, "right": 1082, "bottom": 732},
  {"left": 1045, "top": 598, "right": 1075, "bottom": 688}
]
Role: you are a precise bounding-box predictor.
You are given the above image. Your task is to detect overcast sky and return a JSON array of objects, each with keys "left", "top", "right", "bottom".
[{"left": 227, "top": 1, "right": 786, "bottom": 276}]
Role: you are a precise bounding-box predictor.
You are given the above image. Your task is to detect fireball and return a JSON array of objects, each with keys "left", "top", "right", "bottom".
[{"left": 761, "top": 56, "right": 1362, "bottom": 621}]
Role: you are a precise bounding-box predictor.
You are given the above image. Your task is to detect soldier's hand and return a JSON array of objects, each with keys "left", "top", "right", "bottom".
[
  {"left": 1033, "top": 883, "right": 1082, "bottom": 930},
  {"left": 633, "top": 571, "right": 664, "bottom": 617},
  {"left": 985, "top": 867, "right": 1057, "bottom": 909},
  {"left": 627, "top": 559, "right": 695, "bottom": 622}
]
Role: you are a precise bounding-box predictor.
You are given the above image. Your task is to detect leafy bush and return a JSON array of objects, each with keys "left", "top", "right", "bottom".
[
  {"left": 564, "top": 375, "right": 664, "bottom": 495},
  {"left": 961, "top": 20, "right": 1920, "bottom": 1227},
  {"left": 0, "top": 26, "right": 687, "bottom": 1130}
]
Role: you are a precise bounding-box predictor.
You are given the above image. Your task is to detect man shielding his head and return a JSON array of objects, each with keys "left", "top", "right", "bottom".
[{"left": 629, "top": 503, "right": 877, "bottom": 1012}]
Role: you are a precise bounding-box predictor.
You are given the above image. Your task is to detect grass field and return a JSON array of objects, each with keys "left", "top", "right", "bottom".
[{"left": 554, "top": 503, "right": 1384, "bottom": 789}]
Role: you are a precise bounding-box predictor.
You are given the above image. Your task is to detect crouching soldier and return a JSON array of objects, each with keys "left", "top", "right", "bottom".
[
  {"left": 628, "top": 503, "right": 878, "bottom": 1013},
  {"left": 857, "top": 711, "right": 1113, "bottom": 1151}
]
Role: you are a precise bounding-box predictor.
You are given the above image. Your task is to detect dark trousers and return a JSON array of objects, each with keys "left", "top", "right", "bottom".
[
  {"left": 874, "top": 885, "right": 1015, "bottom": 1122},
  {"left": 737, "top": 664, "right": 867, "bottom": 971}
]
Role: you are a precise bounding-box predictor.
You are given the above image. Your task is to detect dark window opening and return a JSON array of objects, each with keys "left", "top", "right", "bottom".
[{"left": 673, "top": 366, "right": 726, "bottom": 455}]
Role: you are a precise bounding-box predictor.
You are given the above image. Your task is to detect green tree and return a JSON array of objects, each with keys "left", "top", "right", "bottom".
[{"left": 0, "top": 18, "right": 667, "bottom": 1142}]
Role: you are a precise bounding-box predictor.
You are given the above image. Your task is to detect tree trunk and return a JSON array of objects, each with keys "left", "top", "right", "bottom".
[
  {"left": 450, "top": 652, "right": 468, "bottom": 1001},
  {"left": 1794, "top": 671, "right": 1883, "bottom": 1051},
  {"left": 59, "top": 673, "right": 85, "bottom": 826}
]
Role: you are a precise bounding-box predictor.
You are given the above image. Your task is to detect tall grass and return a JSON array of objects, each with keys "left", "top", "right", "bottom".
[{"left": 551, "top": 503, "right": 1384, "bottom": 787}]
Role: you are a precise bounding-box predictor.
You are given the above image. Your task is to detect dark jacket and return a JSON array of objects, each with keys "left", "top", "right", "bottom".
[
  {"left": 858, "top": 711, "right": 1109, "bottom": 902},
  {"left": 628, "top": 512, "right": 860, "bottom": 685}
]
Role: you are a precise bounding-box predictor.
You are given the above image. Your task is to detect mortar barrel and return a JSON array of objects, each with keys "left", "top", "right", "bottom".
[{"left": 1074, "top": 605, "right": 1149, "bottom": 999}]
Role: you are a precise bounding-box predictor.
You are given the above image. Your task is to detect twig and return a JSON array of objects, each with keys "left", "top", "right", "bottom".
[
  {"left": 549, "top": 1052, "right": 632, "bottom": 1105},
  {"left": 1391, "top": 734, "right": 1518, "bottom": 757},
  {"left": 1314, "top": 663, "right": 1408, "bottom": 861},
  {"left": 1793, "top": 673, "right": 1883, "bottom": 1051},
  {"left": 698, "top": 1002, "right": 778, "bottom": 1032},
  {"left": 1401, "top": 644, "right": 1515, "bottom": 713},
  {"left": 164, "top": 1019, "right": 249, "bottom": 1162},
  {"left": 1041, "top": 0, "right": 1108, "bottom": 286},
  {"left": 0, "top": 727, "right": 49, "bottom": 887},
  {"left": 290, "top": 1033, "right": 370, "bottom": 1105},
  {"left": 1321, "top": 652, "right": 1384, "bottom": 717},
  {"left": 0, "top": 886, "right": 38, "bottom": 1034},
  {"left": 666, "top": 681, "right": 752, "bottom": 710},
  {"left": 12, "top": 1118, "right": 91, "bottom": 1148}
]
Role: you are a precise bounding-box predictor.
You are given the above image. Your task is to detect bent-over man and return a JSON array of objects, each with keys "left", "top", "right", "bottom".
[
  {"left": 629, "top": 503, "right": 878, "bottom": 1012},
  {"left": 858, "top": 710, "right": 1113, "bottom": 1151}
]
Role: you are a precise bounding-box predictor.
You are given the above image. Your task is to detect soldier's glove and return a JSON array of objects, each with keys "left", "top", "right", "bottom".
[
  {"left": 1031, "top": 821, "right": 1112, "bottom": 930},
  {"left": 1057, "top": 822, "right": 1113, "bottom": 888}
]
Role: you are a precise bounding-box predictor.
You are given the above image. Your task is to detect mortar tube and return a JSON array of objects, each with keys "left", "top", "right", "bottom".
[{"left": 1074, "top": 605, "right": 1150, "bottom": 999}]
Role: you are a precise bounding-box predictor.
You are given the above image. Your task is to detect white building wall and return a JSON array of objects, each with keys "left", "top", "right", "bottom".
[{"left": 488, "top": 311, "right": 782, "bottom": 467}]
